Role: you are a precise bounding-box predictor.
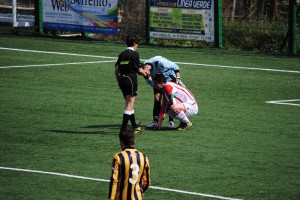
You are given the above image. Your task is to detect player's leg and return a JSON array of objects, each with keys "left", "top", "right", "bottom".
[
  {"left": 121, "top": 94, "right": 134, "bottom": 127},
  {"left": 170, "top": 103, "right": 193, "bottom": 130},
  {"left": 127, "top": 76, "right": 144, "bottom": 133},
  {"left": 120, "top": 76, "right": 142, "bottom": 132},
  {"left": 168, "top": 117, "right": 175, "bottom": 128},
  {"left": 164, "top": 103, "right": 175, "bottom": 128},
  {"left": 119, "top": 77, "right": 130, "bottom": 130},
  {"left": 147, "top": 89, "right": 161, "bottom": 128}
]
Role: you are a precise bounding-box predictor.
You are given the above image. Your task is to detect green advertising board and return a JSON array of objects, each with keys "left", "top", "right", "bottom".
[{"left": 149, "top": 0, "right": 215, "bottom": 42}]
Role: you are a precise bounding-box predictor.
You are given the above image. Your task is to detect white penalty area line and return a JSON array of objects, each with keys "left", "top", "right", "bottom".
[
  {"left": 0, "top": 166, "right": 242, "bottom": 200},
  {"left": 0, "top": 60, "right": 116, "bottom": 69},
  {"left": 266, "top": 99, "right": 300, "bottom": 106}
]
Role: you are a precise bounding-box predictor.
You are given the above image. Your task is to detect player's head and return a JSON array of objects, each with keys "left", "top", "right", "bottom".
[
  {"left": 153, "top": 73, "right": 166, "bottom": 84},
  {"left": 126, "top": 34, "right": 139, "bottom": 47},
  {"left": 153, "top": 73, "right": 166, "bottom": 90},
  {"left": 142, "top": 63, "right": 152, "bottom": 73},
  {"left": 119, "top": 128, "right": 136, "bottom": 148}
]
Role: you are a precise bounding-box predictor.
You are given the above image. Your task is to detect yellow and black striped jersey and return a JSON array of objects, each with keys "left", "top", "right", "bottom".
[{"left": 108, "top": 147, "right": 150, "bottom": 200}]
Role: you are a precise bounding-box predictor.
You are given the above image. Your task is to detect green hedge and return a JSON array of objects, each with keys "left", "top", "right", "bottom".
[{"left": 223, "top": 19, "right": 299, "bottom": 53}]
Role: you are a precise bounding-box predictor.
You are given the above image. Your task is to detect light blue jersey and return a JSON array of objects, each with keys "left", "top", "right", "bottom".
[{"left": 144, "top": 56, "right": 180, "bottom": 87}]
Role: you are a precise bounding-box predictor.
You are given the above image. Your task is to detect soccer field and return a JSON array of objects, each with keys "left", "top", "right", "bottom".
[{"left": 0, "top": 36, "right": 299, "bottom": 200}]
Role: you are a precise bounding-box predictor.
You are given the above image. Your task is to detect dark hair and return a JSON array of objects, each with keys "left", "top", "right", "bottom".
[
  {"left": 153, "top": 73, "right": 166, "bottom": 83},
  {"left": 126, "top": 34, "right": 139, "bottom": 47},
  {"left": 119, "top": 128, "right": 135, "bottom": 147},
  {"left": 143, "top": 62, "right": 153, "bottom": 67}
]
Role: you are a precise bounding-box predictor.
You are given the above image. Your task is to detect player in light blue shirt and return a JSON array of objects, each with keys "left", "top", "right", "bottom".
[{"left": 143, "top": 56, "right": 185, "bottom": 129}]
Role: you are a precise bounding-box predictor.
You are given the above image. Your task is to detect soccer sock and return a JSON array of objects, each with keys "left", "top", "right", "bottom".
[
  {"left": 169, "top": 116, "right": 174, "bottom": 122},
  {"left": 174, "top": 110, "right": 189, "bottom": 124},
  {"left": 121, "top": 110, "right": 131, "bottom": 130},
  {"left": 153, "top": 101, "right": 161, "bottom": 122},
  {"left": 129, "top": 110, "right": 137, "bottom": 128}
]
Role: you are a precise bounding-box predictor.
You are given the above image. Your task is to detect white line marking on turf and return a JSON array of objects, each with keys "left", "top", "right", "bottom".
[
  {"left": 0, "top": 166, "right": 109, "bottom": 182},
  {"left": 176, "top": 62, "right": 300, "bottom": 74},
  {"left": 149, "top": 186, "right": 242, "bottom": 200},
  {"left": 0, "top": 60, "right": 116, "bottom": 69},
  {"left": 1, "top": 47, "right": 300, "bottom": 74},
  {"left": 266, "top": 99, "right": 300, "bottom": 106},
  {"left": 0, "top": 166, "right": 242, "bottom": 200},
  {"left": 0, "top": 47, "right": 116, "bottom": 59}
]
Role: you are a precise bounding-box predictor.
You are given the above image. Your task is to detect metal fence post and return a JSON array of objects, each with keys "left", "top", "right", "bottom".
[
  {"left": 215, "top": 0, "right": 223, "bottom": 48},
  {"left": 39, "top": 0, "right": 43, "bottom": 33},
  {"left": 288, "top": 0, "right": 298, "bottom": 54}
]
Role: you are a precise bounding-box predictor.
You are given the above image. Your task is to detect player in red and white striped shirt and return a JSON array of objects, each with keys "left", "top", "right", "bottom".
[{"left": 153, "top": 74, "right": 198, "bottom": 131}]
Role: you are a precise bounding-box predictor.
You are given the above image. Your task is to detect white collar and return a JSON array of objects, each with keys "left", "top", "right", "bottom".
[{"left": 127, "top": 47, "right": 135, "bottom": 51}]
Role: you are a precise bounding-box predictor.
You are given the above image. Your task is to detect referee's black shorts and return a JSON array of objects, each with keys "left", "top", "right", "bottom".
[{"left": 119, "top": 74, "right": 138, "bottom": 98}]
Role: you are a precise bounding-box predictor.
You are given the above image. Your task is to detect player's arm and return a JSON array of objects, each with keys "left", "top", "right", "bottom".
[
  {"left": 141, "top": 156, "right": 151, "bottom": 192},
  {"left": 131, "top": 53, "right": 148, "bottom": 77},
  {"left": 166, "top": 60, "right": 180, "bottom": 77},
  {"left": 174, "top": 71, "right": 186, "bottom": 87},
  {"left": 144, "top": 76, "right": 154, "bottom": 87},
  {"left": 175, "top": 71, "right": 180, "bottom": 79},
  {"left": 115, "top": 64, "right": 120, "bottom": 82},
  {"left": 157, "top": 95, "right": 167, "bottom": 130},
  {"left": 165, "top": 85, "right": 175, "bottom": 105},
  {"left": 108, "top": 156, "right": 120, "bottom": 200},
  {"left": 169, "top": 62, "right": 185, "bottom": 87}
]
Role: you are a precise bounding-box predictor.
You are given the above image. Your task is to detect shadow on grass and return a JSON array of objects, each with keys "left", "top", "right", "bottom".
[
  {"left": 82, "top": 124, "right": 120, "bottom": 129},
  {"left": 43, "top": 124, "right": 121, "bottom": 135},
  {"left": 145, "top": 127, "right": 176, "bottom": 132},
  {"left": 43, "top": 122, "right": 177, "bottom": 135},
  {"left": 83, "top": 124, "right": 176, "bottom": 132}
]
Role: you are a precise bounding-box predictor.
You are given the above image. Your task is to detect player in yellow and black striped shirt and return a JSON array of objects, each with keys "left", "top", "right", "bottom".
[{"left": 108, "top": 129, "right": 150, "bottom": 200}]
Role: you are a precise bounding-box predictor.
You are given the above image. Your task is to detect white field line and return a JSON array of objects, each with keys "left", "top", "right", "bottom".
[
  {"left": 1, "top": 47, "right": 300, "bottom": 74},
  {"left": 0, "top": 47, "right": 116, "bottom": 59},
  {"left": 266, "top": 99, "right": 300, "bottom": 106},
  {"left": 0, "top": 60, "right": 116, "bottom": 69},
  {"left": 0, "top": 166, "right": 242, "bottom": 200},
  {"left": 176, "top": 62, "right": 300, "bottom": 74}
]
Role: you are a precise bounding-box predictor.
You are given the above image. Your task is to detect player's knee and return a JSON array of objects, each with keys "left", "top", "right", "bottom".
[{"left": 171, "top": 104, "right": 182, "bottom": 112}]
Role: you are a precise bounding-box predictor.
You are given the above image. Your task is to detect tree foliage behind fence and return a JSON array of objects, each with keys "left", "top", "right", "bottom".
[
  {"left": 0, "top": 0, "right": 299, "bottom": 53},
  {"left": 222, "top": 0, "right": 300, "bottom": 53}
]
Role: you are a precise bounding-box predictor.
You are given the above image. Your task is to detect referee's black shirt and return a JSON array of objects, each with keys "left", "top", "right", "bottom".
[{"left": 116, "top": 48, "right": 141, "bottom": 77}]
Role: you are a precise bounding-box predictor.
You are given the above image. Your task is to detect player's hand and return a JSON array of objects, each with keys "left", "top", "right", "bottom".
[
  {"left": 177, "top": 79, "right": 185, "bottom": 87},
  {"left": 155, "top": 124, "right": 161, "bottom": 130},
  {"left": 156, "top": 118, "right": 163, "bottom": 130}
]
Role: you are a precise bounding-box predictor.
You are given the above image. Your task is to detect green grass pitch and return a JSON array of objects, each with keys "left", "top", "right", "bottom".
[{"left": 0, "top": 36, "right": 299, "bottom": 200}]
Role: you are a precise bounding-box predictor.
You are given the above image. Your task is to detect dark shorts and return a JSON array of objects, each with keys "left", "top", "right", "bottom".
[{"left": 119, "top": 75, "right": 138, "bottom": 98}]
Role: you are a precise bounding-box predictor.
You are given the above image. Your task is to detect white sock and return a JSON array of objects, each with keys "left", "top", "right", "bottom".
[
  {"left": 174, "top": 110, "right": 190, "bottom": 124},
  {"left": 124, "top": 110, "right": 131, "bottom": 115}
]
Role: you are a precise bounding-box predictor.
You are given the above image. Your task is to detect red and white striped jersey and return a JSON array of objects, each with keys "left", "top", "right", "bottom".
[{"left": 160, "top": 82, "right": 197, "bottom": 118}]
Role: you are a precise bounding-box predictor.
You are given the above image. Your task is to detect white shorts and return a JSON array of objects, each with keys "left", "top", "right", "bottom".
[
  {"left": 167, "top": 103, "right": 198, "bottom": 117},
  {"left": 183, "top": 103, "right": 198, "bottom": 116}
]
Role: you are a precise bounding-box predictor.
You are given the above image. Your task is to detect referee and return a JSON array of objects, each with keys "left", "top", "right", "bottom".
[
  {"left": 114, "top": 34, "right": 149, "bottom": 133},
  {"left": 108, "top": 128, "right": 151, "bottom": 200}
]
